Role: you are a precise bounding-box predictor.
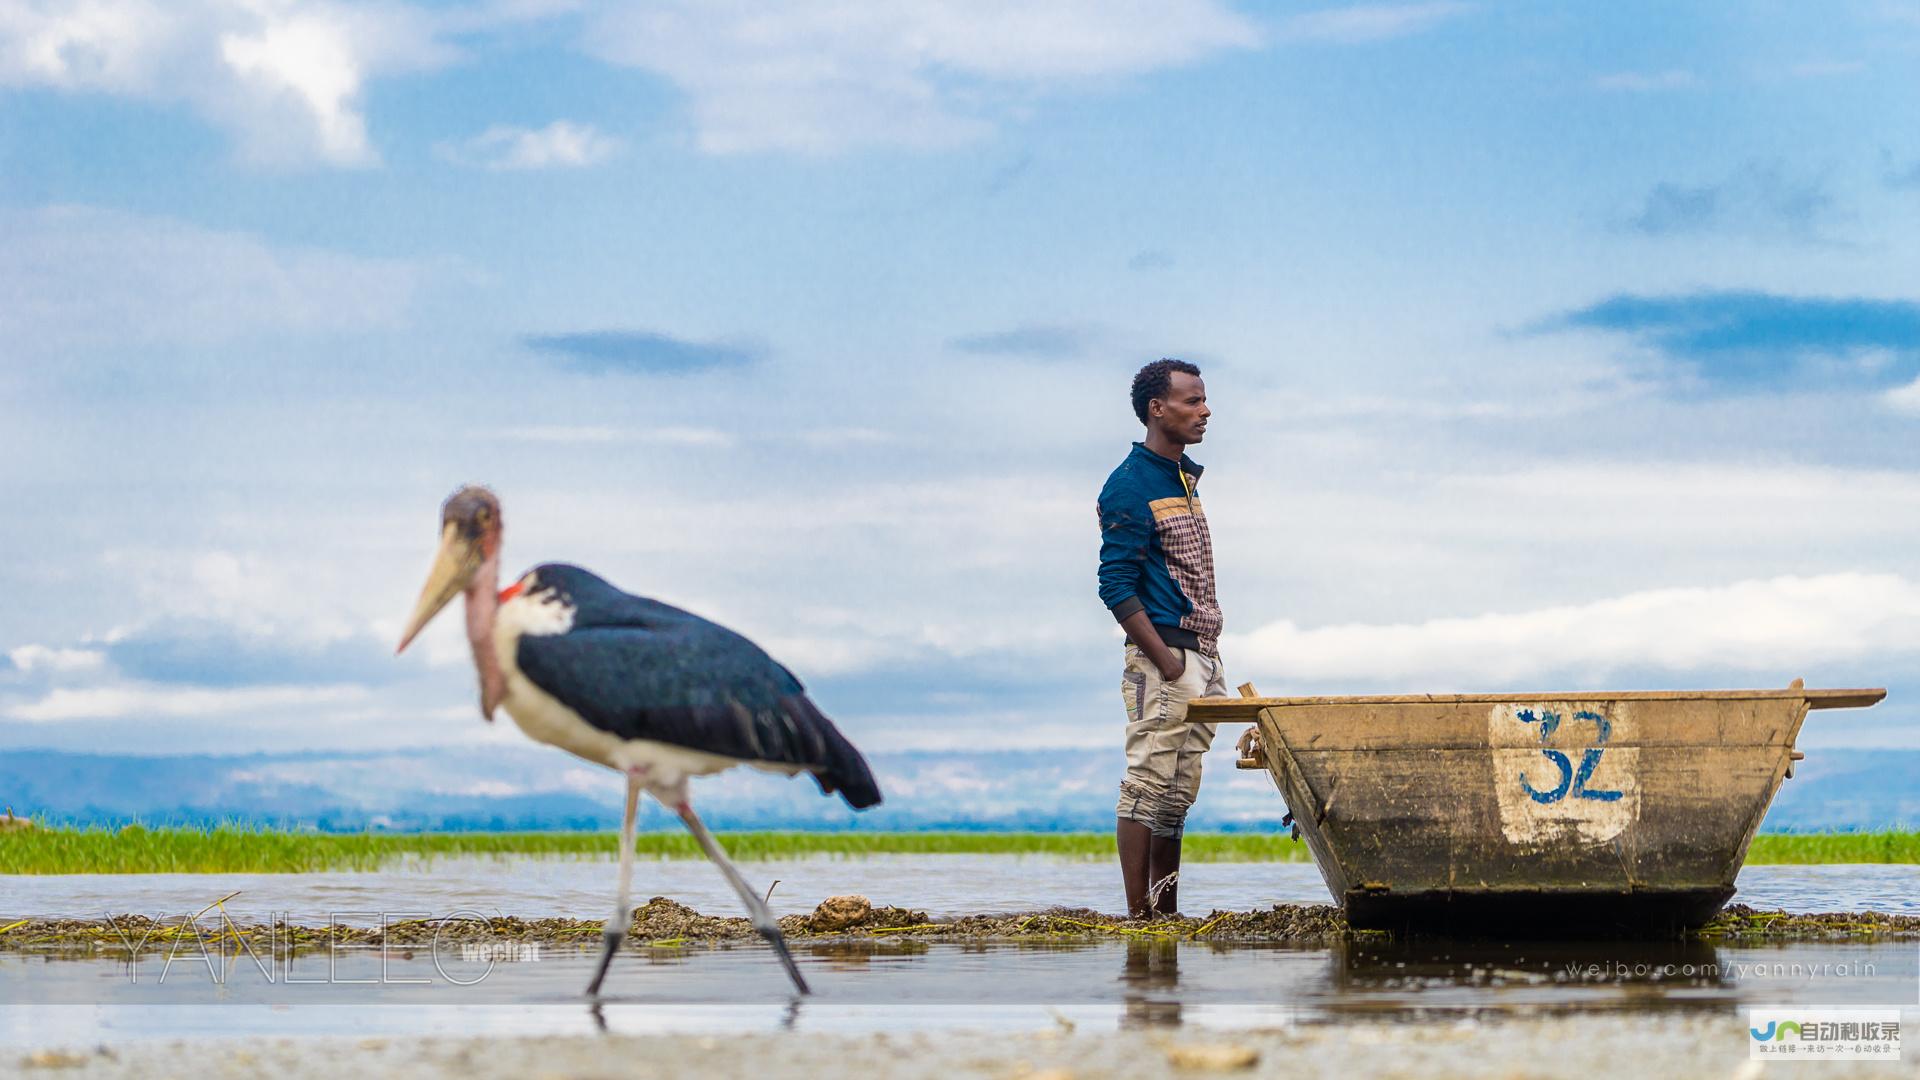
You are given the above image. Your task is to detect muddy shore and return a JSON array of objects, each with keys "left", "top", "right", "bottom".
[{"left": 2, "top": 898, "right": 1915, "bottom": 957}]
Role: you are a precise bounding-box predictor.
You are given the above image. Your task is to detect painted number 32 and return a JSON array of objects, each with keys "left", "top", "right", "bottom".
[{"left": 1516, "top": 709, "right": 1623, "bottom": 804}]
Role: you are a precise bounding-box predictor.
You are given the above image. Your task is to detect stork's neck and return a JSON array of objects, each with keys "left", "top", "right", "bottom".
[{"left": 464, "top": 549, "right": 506, "bottom": 719}]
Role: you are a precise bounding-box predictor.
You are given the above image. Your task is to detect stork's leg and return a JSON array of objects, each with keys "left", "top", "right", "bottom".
[
  {"left": 586, "top": 771, "right": 642, "bottom": 997},
  {"left": 676, "top": 802, "right": 810, "bottom": 996}
]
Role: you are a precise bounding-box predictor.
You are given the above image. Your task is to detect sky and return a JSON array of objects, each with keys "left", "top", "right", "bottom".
[{"left": 1, "top": 0, "right": 1918, "bottom": 776}]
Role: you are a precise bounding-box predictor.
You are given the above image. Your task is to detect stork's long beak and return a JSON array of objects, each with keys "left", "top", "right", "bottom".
[{"left": 396, "top": 523, "right": 481, "bottom": 655}]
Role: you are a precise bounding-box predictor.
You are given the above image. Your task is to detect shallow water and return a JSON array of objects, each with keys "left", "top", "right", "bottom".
[
  {"left": 7, "top": 856, "right": 1918, "bottom": 925},
  {"left": 1, "top": 934, "right": 1914, "bottom": 1046},
  {"left": 4, "top": 856, "right": 1916, "bottom": 1048}
]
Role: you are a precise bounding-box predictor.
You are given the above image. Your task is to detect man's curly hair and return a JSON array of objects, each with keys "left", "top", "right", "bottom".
[{"left": 1130, "top": 358, "right": 1201, "bottom": 425}]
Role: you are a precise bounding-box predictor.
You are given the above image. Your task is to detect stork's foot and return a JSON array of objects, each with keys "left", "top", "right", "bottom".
[
  {"left": 758, "top": 923, "right": 810, "bottom": 996},
  {"left": 585, "top": 928, "right": 625, "bottom": 998},
  {"left": 674, "top": 800, "right": 811, "bottom": 996}
]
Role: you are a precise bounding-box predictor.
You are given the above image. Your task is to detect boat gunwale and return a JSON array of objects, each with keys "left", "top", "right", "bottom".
[{"left": 1190, "top": 687, "right": 1885, "bottom": 715}]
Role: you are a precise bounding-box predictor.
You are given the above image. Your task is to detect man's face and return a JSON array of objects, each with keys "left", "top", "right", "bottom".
[{"left": 1152, "top": 372, "right": 1210, "bottom": 445}]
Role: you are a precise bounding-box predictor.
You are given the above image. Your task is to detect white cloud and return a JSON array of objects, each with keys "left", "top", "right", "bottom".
[
  {"left": 437, "top": 779, "right": 523, "bottom": 797},
  {"left": 1275, "top": 2, "right": 1473, "bottom": 44},
  {"left": 476, "top": 474, "right": 1101, "bottom": 680},
  {"left": 0, "top": 205, "right": 422, "bottom": 347},
  {"left": 583, "top": 0, "right": 1260, "bottom": 154},
  {"left": 1885, "top": 375, "right": 1920, "bottom": 415},
  {"left": 557, "top": 766, "right": 605, "bottom": 794},
  {"left": 0, "top": 0, "right": 456, "bottom": 167},
  {"left": 106, "top": 548, "right": 375, "bottom": 645},
  {"left": 1200, "top": 456, "right": 1920, "bottom": 635},
  {"left": 1786, "top": 59, "right": 1864, "bottom": 79},
  {"left": 1269, "top": 393, "right": 1526, "bottom": 421},
  {"left": 219, "top": 11, "right": 378, "bottom": 164},
  {"left": 794, "top": 428, "right": 894, "bottom": 446},
  {"left": 1593, "top": 69, "right": 1697, "bottom": 92},
  {"left": 6, "top": 682, "right": 369, "bottom": 721},
  {"left": 1427, "top": 463, "right": 1920, "bottom": 541},
  {"left": 0, "top": 0, "right": 180, "bottom": 89},
  {"left": 439, "top": 120, "right": 622, "bottom": 170},
  {"left": 1869, "top": 1, "right": 1920, "bottom": 29},
  {"left": 493, "top": 425, "right": 900, "bottom": 449},
  {"left": 7, "top": 644, "right": 106, "bottom": 673},
  {"left": 1227, "top": 573, "right": 1920, "bottom": 687},
  {"left": 497, "top": 425, "right": 734, "bottom": 446}
]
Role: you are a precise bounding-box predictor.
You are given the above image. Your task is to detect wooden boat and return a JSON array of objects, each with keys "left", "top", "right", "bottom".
[{"left": 1188, "top": 681, "right": 1886, "bottom": 935}]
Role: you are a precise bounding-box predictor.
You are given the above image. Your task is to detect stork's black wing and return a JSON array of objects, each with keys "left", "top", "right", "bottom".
[{"left": 513, "top": 564, "right": 880, "bottom": 809}]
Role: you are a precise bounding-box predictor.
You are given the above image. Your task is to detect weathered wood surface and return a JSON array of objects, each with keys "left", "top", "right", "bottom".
[
  {"left": 1190, "top": 686, "right": 1887, "bottom": 932},
  {"left": 1188, "top": 688, "right": 1885, "bottom": 726},
  {"left": 1190, "top": 695, "right": 1835, "bottom": 750}
]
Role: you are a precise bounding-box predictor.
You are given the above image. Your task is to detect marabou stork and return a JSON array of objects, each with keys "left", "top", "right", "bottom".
[{"left": 395, "top": 486, "right": 880, "bottom": 997}]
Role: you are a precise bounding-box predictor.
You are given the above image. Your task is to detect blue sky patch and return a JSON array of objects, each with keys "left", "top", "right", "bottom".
[
  {"left": 1622, "top": 163, "right": 1839, "bottom": 240},
  {"left": 522, "top": 330, "right": 762, "bottom": 375},
  {"left": 949, "top": 325, "right": 1091, "bottom": 358},
  {"left": 1547, "top": 292, "right": 1920, "bottom": 390}
]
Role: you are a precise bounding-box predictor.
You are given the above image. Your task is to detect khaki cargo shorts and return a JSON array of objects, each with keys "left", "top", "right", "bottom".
[{"left": 1117, "top": 643, "right": 1226, "bottom": 839}]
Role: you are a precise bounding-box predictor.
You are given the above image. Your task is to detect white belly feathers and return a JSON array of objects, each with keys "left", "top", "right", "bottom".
[{"left": 490, "top": 583, "right": 742, "bottom": 793}]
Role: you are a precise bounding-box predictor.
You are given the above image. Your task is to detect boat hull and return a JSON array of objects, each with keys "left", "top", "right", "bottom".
[
  {"left": 1190, "top": 688, "right": 1884, "bottom": 935},
  {"left": 1344, "top": 886, "right": 1736, "bottom": 937}
]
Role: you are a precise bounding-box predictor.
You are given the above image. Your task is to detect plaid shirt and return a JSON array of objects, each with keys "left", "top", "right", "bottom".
[{"left": 1096, "top": 442, "right": 1222, "bottom": 655}]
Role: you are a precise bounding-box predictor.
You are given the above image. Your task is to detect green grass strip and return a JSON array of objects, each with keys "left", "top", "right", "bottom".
[
  {"left": 0, "top": 825, "right": 1309, "bottom": 874},
  {"left": 0, "top": 824, "right": 1912, "bottom": 875},
  {"left": 1745, "top": 832, "right": 1920, "bottom": 865}
]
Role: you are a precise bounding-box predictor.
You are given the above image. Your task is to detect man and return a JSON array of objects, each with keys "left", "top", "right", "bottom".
[{"left": 1096, "top": 358, "right": 1227, "bottom": 918}]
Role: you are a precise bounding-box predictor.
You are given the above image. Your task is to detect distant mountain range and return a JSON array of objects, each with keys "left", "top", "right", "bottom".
[{"left": 0, "top": 746, "right": 1913, "bottom": 833}]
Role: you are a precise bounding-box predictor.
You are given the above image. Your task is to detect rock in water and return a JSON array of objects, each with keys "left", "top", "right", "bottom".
[
  {"left": 808, "top": 895, "right": 873, "bottom": 931},
  {"left": 1163, "top": 1044, "right": 1260, "bottom": 1071}
]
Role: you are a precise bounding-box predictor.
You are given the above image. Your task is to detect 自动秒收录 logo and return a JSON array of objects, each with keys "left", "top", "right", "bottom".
[{"left": 1748, "top": 1010, "right": 1901, "bottom": 1059}]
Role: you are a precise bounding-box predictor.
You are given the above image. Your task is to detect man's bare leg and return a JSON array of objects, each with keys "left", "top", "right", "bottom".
[
  {"left": 1147, "top": 834, "right": 1182, "bottom": 916},
  {"left": 1117, "top": 818, "right": 1153, "bottom": 918}
]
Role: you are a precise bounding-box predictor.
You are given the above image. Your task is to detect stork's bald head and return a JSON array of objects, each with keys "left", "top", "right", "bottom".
[
  {"left": 397, "top": 484, "right": 503, "bottom": 655},
  {"left": 442, "top": 484, "right": 502, "bottom": 554}
]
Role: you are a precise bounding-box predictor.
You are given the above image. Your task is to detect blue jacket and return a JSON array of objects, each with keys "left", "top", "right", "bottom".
[{"left": 1096, "top": 442, "right": 1223, "bottom": 655}]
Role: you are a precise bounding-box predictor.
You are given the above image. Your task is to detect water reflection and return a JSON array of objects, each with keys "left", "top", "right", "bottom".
[
  {"left": 1118, "top": 939, "right": 1182, "bottom": 1028},
  {"left": 0, "top": 930, "right": 1910, "bottom": 1027},
  {"left": 1321, "top": 937, "right": 1738, "bottom": 1018},
  {"left": 804, "top": 938, "right": 929, "bottom": 973},
  {"left": 1335, "top": 937, "right": 1729, "bottom": 991}
]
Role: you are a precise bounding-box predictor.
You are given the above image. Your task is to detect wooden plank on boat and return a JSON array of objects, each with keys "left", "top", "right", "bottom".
[
  {"left": 1190, "top": 696, "right": 1819, "bottom": 751},
  {"left": 1188, "top": 687, "right": 1885, "bottom": 725},
  {"left": 1233, "top": 682, "right": 1266, "bottom": 768},
  {"left": 1804, "top": 690, "right": 1891, "bottom": 709}
]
